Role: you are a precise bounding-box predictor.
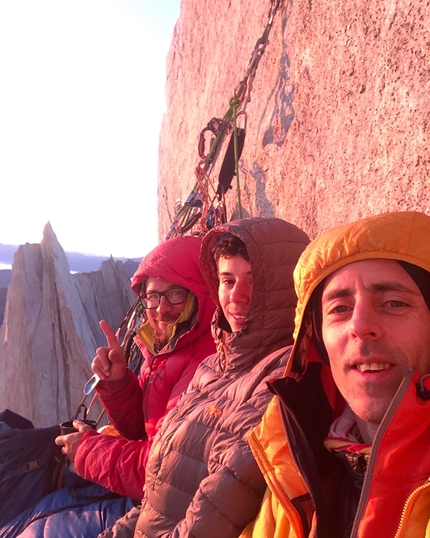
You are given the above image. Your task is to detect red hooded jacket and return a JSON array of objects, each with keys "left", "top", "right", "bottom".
[{"left": 74, "top": 236, "right": 216, "bottom": 500}]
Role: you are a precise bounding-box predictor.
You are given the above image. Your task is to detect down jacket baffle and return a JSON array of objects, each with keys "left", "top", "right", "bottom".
[
  {"left": 74, "top": 235, "right": 216, "bottom": 501},
  {"left": 134, "top": 216, "right": 310, "bottom": 538}
]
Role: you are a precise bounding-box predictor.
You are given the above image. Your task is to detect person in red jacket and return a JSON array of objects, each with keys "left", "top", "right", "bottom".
[{"left": 55, "top": 235, "right": 216, "bottom": 502}]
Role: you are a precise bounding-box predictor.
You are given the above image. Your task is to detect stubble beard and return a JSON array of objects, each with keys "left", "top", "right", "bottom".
[
  {"left": 153, "top": 328, "right": 169, "bottom": 350},
  {"left": 340, "top": 341, "right": 404, "bottom": 426},
  {"left": 149, "top": 316, "right": 176, "bottom": 350}
]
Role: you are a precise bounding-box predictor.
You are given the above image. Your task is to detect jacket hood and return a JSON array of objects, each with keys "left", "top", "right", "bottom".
[
  {"left": 288, "top": 210, "right": 430, "bottom": 376},
  {"left": 131, "top": 236, "right": 216, "bottom": 349},
  {"left": 200, "top": 217, "right": 310, "bottom": 363}
]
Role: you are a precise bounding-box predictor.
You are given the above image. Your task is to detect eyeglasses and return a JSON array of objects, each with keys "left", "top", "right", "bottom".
[{"left": 140, "top": 287, "right": 189, "bottom": 309}]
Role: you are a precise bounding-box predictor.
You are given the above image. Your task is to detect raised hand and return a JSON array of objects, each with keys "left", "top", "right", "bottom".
[{"left": 91, "top": 320, "right": 128, "bottom": 382}]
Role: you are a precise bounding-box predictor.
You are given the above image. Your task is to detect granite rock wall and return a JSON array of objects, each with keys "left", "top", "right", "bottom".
[{"left": 158, "top": 0, "right": 430, "bottom": 240}]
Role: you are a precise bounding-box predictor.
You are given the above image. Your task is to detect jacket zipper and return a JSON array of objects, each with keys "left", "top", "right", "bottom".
[
  {"left": 394, "top": 479, "right": 430, "bottom": 538},
  {"left": 349, "top": 370, "right": 415, "bottom": 537}
]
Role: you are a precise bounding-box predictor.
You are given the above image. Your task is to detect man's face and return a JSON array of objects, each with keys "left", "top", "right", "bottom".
[
  {"left": 321, "top": 259, "right": 430, "bottom": 426},
  {"left": 217, "top": 254, "right": 253, "bottom": 332},
  {"left": 144, "top": 277, "right": 188, "bottom": 348}
]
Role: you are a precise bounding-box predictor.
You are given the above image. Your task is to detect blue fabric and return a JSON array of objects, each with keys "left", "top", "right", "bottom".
[
  {"left": 0, "top": 416, "right": 61, "bottom": 527},
  {"left": 0, "top": 473, "right": 136, "bottom": 538}
]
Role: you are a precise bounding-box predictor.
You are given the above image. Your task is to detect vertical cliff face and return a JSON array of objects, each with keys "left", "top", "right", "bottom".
[
  {"left": 0, "top": 223, "right": 136, "bottom": 427},
  {"left": 159, "top": 0, "right": 430, "bottom": 240}
]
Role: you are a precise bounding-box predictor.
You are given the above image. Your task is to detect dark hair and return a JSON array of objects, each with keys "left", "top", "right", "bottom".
[
  {"left": 310, "top": 281, "right": 330, "bottom": 364},
  {"left": 212, "top": 234, "right": 249, "bottom": 265},
  {"left": 398, "top": 261, "right": 430, "bottom": 309}
]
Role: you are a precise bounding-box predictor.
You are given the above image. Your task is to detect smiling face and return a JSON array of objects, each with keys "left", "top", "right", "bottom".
[
  {"left": 321, "top": 259, "right": 430, "bottom": 427},
  {"left": 217, "top": 255, "right": 253, "bottom": 332},
  {"left": 145, "top": 277, "right": 188, "bottom": 348}
]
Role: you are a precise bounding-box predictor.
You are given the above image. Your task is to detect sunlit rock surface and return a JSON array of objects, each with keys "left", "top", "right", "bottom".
[
  {"left": 0, "top": 223, "right": 136, "bottom": 427},
  {"left": 159, "top": 0, "right": 430, "bottom": 240}
]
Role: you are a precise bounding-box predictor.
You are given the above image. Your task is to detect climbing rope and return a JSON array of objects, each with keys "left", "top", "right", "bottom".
[{"left": 165, "top": 0, "right": 282, "bottom": 240}]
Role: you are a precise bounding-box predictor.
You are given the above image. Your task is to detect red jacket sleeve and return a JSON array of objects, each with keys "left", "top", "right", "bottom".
[
  {"left": 75, "top": 332, "right": 216, "bottom": 500},
  {"left": 74, "top": 357, "right": 207, "bottom": 499},
  {"left": 74, "top": 431, "right": 149, "bottom": 500},
  {"left": 95, "top": 369, "right": 145, "bottom": 440}
]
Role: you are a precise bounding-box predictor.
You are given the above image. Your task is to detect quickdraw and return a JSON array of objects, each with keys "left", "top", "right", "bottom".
[{"left": 165, "top": 0, "right": 282, "bottom": 240}]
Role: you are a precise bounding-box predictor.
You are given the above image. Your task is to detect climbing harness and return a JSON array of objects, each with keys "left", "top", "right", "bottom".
[{"left": 165, "top": 0, "right": 282, "bottom": 240}]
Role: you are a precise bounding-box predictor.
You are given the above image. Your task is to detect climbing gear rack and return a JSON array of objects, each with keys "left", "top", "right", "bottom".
[{"left": 165, "top": 0, "right": 282, "bottom": 240}]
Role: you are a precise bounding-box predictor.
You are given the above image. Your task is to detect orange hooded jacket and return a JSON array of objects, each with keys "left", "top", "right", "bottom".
[{"left": 242, "top": 211, "right": 430, "bottom": 538}]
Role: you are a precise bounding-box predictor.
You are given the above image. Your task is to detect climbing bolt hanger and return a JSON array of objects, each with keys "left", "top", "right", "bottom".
[{"left": 165, "top": 0, "right": 282, "bottom": 240}]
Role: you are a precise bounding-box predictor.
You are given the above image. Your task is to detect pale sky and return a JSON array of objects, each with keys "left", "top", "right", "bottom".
[{"left": 0, "top": 0, "right": 179, "bottom": 258}]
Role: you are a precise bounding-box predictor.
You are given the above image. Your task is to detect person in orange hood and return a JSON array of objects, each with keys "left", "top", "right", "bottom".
[{"left": 243, "top": 211, "right": 430, "bottom": 538}]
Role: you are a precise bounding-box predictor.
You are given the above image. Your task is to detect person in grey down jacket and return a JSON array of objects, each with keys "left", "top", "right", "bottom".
[{"left": 101, "top": 216, "right": 310, "bottom": 538}]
